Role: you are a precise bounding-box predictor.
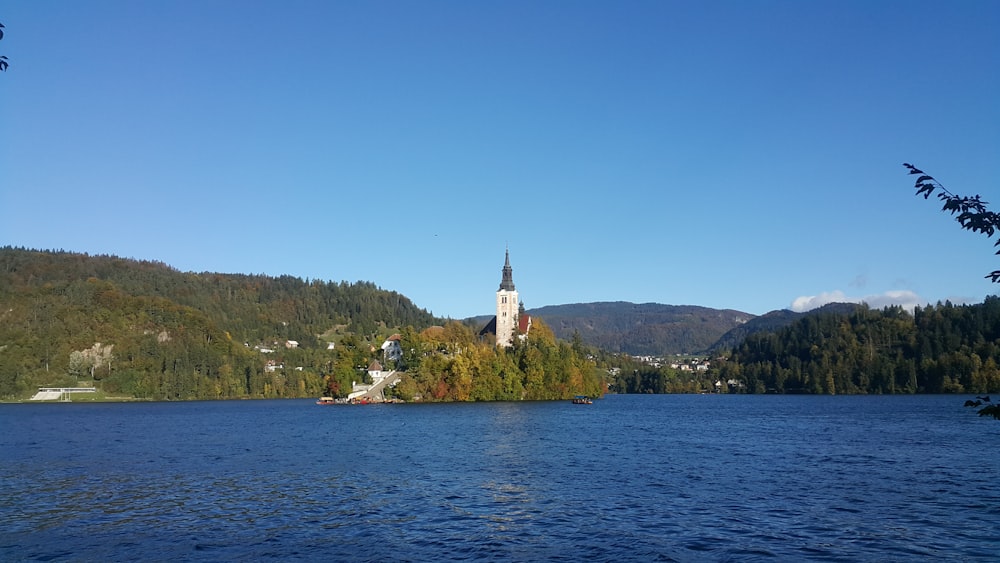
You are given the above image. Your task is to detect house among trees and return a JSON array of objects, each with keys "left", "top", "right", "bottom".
[
  {"left": 381, "top": 334, "right": 403, "bottom": 362},
  {"left": 479, "top": 248, "right": 531, "bottom": 347},
  {"left": 367, "top": 360, "right": 384, "bottom": 381}
]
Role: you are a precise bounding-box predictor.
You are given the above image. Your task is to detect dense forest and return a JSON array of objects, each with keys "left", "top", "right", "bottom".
[
  {"left": 712, "top": 298, "right": 1000, "bottom": 394},
  {"left": 708, "top": 303, "right": 862, "bottom": 353},
  {"left": 0, "top": 248, "right": 603, "bottom": 401}
]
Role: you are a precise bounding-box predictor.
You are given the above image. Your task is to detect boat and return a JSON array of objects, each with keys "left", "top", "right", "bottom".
[
  {"left": 572, "top": 395, "right": 593, "bottom": 404},
  {"left": 316, "top": 397, "right": 337, "bottom": 405}
]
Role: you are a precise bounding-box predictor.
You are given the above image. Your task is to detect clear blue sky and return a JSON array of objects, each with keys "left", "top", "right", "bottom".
[{"left": 2, "top": 1, "right": 998, "bottom": 319}]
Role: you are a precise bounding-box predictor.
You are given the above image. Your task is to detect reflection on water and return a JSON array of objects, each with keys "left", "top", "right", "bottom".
[{"left": 1, "top": 395, "right": 998, "bottom": 561}]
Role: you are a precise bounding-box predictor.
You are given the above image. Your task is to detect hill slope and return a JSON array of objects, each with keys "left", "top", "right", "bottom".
[
  {"left": 709, "top": 302, "right": 863, "bottom": 352},
  {"left": 0, "top": 247, "right": 441, "bottom": 399},
  {"left": 714, "top": 298, "right": 1000, "bottom": 394},
  {"left": 0, "top": 247, "right": 440, "bottom": 341}
]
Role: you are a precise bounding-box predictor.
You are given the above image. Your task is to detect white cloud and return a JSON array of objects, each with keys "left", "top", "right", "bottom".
[
  {"left": 863, "top": 290, "right": 925, "bottom": 311},
  {"left": 790, "top": 290, "right": 926, "bottom": 313},
  {"left": 791, "top": 291, "right": 853, "bottom": 312}
]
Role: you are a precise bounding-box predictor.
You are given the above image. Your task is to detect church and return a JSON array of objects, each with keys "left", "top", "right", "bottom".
[{"left": 479, "top": 248, "right": 531, "bottom": 347}]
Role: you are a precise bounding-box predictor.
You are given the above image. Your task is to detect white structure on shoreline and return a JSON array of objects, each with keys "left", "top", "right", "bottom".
[{"left": 30, "top": 387, "right": 97, "bottom": 401}]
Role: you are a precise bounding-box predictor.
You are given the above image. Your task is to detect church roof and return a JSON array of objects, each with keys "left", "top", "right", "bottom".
[
  {"left": 478, "top": 316, "right": 498, "bottom": 337},
  {"left": 477, "top": 313, "right": 532, "bottom": 338}
]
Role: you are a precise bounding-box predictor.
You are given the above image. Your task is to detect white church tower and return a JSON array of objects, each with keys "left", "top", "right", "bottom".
[{"left": 495, "top": 248, "right": 520, "bottom": 347}]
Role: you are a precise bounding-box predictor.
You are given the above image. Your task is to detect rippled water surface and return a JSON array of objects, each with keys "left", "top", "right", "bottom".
[{"left": 2, "top": 395, "right": 998, "bottom": 561}]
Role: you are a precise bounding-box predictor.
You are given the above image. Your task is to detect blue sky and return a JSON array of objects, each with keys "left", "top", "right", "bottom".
[{"left": 2, "top": 1, "right": 998, "bottom": 319}]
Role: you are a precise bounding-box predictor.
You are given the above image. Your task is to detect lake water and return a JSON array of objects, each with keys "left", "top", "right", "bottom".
[{"left": 1, "top": 395, "right": 998, "bottom": 561}]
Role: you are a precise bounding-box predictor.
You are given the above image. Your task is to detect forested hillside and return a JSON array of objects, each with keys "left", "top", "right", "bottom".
[
  {"left": 709, "top": 302, "right": 863, "bottom": 352},
  {"left": 714, "top": 298, "right": 1000, "bottom": 394},
  {"left": 528, "top": 302, "right": 753, "bottom": 355},
  {"left": 0, "top": 248, "right": 440, "bottom": 399}
]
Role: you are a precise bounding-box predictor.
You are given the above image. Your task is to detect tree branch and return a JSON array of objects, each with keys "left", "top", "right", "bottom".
[{"left": 905, "top": 163, "right": 1000, "bottom": 281}]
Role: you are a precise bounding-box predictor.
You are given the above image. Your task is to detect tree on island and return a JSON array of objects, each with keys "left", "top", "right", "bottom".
[{"left": 906, "top": 163, "right": 1000, "bottom": 419}]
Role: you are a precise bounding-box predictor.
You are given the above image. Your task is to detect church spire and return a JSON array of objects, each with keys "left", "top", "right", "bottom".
[{"left": 499, "top": 247, "right": 516, "bottom": 291}]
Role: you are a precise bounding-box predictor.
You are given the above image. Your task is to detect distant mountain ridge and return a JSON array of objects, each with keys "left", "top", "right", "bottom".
[
  {"left": 526, "top": 302, "right": 754, "bottom": 356},
  {"left": 521, "top": 301, "right": 866, "bottom": 356}
]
